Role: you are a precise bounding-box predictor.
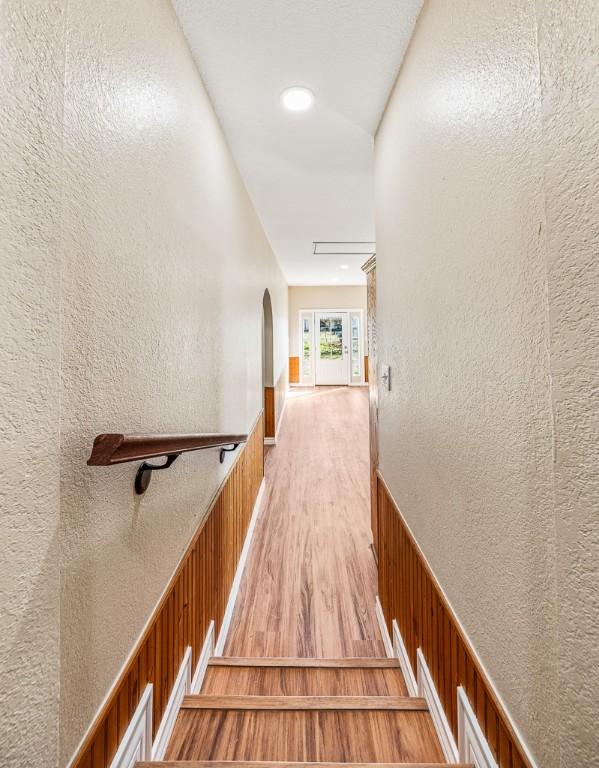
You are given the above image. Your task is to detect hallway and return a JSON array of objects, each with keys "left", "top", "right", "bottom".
[
  {"left": 162, "top": 387, "right": 449, "bottom": 763},
  {"left": 225, "top": 386, "right": 384, "bottom": 658},
  {"left": 2, "top": 1, "right": 597, "bottom": 767}
]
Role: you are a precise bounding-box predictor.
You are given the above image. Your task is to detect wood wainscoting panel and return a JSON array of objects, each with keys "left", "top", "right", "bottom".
[
  {"left": 70, "top": 414, "right": 264, "bottom": 768},
  {"left": 264, "top": 387, "right": 275, "bottom": 438},
  {"left": 265, "top": 369, "right": 288, "bottom": 440},
  {"left": 377, "top": 471, "right": 533, "bottom": 768},
  {"left": 288, "top": 356, "right": 300, "bottom": 384}
]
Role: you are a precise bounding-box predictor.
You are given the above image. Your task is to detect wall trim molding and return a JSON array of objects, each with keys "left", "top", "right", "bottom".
[
  {"left": 214, "top": 476, "right": 266, "bottom": 654},
  {"left": 375, "top": 595, "right": 394, "bottom": 658},
  {"left": 376, "top": 470, "right": 538, "bottom": 768},
  {"left": 458, "top": 686, "right": 499, "bottom": 768},
  {"left": 392, "top": 619, "right": 418, "bottom": 696},
  {"left": 417, "top": 648, "right": 459, "bottom": 763},
  {"left": 108, "top": 684, "right": 153, "bottom": 768},
  {"left": 191, "top": 621, "right": 214, "bottom": 694},
  {"left": 151, "top": 647, "right": 191, "bottom": 760}
]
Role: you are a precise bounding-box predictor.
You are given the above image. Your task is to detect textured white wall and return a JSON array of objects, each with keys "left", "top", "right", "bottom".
[
  {"left": 288, "top": 285, "right": 367, "bottom": 356},
  {"left": 59, "top": 1, "right": 287, "bottom": 762},
  {"left": 1, "top": 1, "right": 287, "bottom": 766},
  {"left": 536, "top": 1, "right": 599, "bottom": 763},
  {"left": 375, "top": 1, "right": 598, "bottom": 766},
  {"left": 0, "top": 2, "right": 64, "bottom": 766}
]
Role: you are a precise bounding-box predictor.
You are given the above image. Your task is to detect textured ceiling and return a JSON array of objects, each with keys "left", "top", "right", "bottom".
[{"left": 173, "top": 0, "right": 423, "bottom": 285}]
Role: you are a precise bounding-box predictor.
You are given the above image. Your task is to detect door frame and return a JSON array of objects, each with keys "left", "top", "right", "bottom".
[{"left": 296, "top": 308, "right": 365, "bottom": 387}]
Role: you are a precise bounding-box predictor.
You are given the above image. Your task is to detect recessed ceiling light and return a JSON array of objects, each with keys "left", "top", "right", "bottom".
[
  {"left": 281, "top": 86, "right": 314, "bottom": 112},
  {"left": 340, "top": 264, "right": 349, "bottom": 269}
]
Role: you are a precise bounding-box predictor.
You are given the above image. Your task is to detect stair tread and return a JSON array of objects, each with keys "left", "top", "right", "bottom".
[
  {"left": 202, "top": 660, "right": 407, "bottom": 696},
  {"left": 138, "top": 762, "right": 473, "bottom": 767},
  {"left": 165, "top": 708, "right": 447, "bottom": 763},
  {"left": 182, "top": 695, "right": 427, "bottom": 711},
  {"left": 209, "top": 657, "right": 400, "bottom": 668}
]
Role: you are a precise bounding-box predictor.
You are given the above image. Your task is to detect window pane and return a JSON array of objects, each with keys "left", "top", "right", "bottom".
[
  {"left": 302, "top": 315, "right": 311, "bottom": 375},
  {"left": 319, "top": 317, "right": 343, "bottom": 359},
  {"left": 350, "top": 314, "right": 360, "bottom": 379}
]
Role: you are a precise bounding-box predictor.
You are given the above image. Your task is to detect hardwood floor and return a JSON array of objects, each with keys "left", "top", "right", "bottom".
[
  {"left": 202, "top": 660, "right": 408, "bottom": 696},
  {"left": 165, "top": 709, "right": 444, "bottom": 762},
  {"left": 162, "top": 387, "right": 449, "bottom": 768},
  {"left": 224, "top": 386, "right": 382, "bottom": 658}
]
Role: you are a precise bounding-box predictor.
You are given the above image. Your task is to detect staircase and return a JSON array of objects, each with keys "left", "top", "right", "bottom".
[{"left": 137, "top": 657, "right": 472, "bottom": 768}]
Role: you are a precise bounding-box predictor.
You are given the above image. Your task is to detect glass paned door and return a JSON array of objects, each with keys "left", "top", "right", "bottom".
[
  {"left": 300, "top": 311, "right": 313, "bottom": 384},
  {"left": 350, "top": 312, "right": 362, "bottom": 383},
  {"left": 314, "top": 312, "right": 349, "bottom": 385}
]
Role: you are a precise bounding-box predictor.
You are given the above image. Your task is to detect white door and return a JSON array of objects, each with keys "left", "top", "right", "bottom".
[{"left": 315, "top": 312, "right": 349, "bottom": 385}]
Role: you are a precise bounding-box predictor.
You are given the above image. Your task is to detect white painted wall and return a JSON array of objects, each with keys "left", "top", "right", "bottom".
[
  {"left": 288, "top": 285, "right": 367, "bottom": 357},
  {"left": 0, "top": 3, "right": 64, "bottom": 767},
  {"left": 536, "top": 2, "right": 599, "bottom": 763},
  {"left": 0, "top": 1, "right": 287, "bottom": 766},
  {"left": 375, "top": 1, "right": 598, "bottom": 766}
]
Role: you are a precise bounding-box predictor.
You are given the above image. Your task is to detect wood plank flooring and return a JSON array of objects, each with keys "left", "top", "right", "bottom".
[
  {"left": 162, "top": 387, "right": 449, "bottom": 767},
  {"left": 143, "top": 764, "right": 465, "bottom": 768},
  {"left": 224, "top": 386, "right": 382, "bottom": 657},
  {"left": 165, "top": 709, "right": 445, "bottom": 763},
  {"left": 202, "top": 662, "right": 408, "bottom": 696},
  {"left": 181, "top": 696, "right": 427, "bottom": 711}
]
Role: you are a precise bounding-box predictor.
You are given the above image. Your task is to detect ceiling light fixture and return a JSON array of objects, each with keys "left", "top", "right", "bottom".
[
  {"left": 281, "top": 86, "right": 314, "bottom": 112},
  {"left": 340, "top": 264, "right": 349, "bottom": 269}
]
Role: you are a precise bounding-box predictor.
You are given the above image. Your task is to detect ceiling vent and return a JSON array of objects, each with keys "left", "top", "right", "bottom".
[{"left": 313, "top": 241, "right": 376, "bottom": 256}]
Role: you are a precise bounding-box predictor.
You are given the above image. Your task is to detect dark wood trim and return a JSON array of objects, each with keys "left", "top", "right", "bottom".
[
  {"left": 364, "top": 355, "right": 369, "bottom": 383},
  {"left": 377, "top": 470, "right": 533, "bottom": 768},
  {"left": 71, "top": 414, "right": 264, "bottom": 768},
  {"left": 88, "top": 432, "right": 247, "bottom": 465},
  {"left": 289, "top": 356, "right": 300, "bottom": 384},
  {"left": 181, "top": 695, "right": 428, "bottom": 711},
  {"left": 208, "top": 657, "right": 401, "bottom": 668},
  {"left": 264, "top": 387, "right": 275, "bottom": 438}
]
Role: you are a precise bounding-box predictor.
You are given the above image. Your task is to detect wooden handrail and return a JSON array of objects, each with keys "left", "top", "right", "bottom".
[
  {"left": 87, "top": 432, "right": 248, "bottom": 494},
  {"left": 87, "top": 432, "right": 248, "bottom": 466}
]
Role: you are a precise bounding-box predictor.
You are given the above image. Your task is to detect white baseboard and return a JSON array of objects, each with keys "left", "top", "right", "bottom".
[
  {"left": 214, "top": 477, "right": 266, "bottom": 654},
  {"left": 190, "top": 620, "right": 215, "bottom": 694},
  {"left": 264, "top": 437, "right": 276, "bottom": 445},
  {"left": 417, "top": 648, "right": 459, "bottom": 763},
  {"left": 458, "top": 686, "right": 498, "bottom": 768},
  {"left": 109, "top": 684, "right": 153, "bottom": 768},
  {"left": 151, "top": 647, "right": 192, "bottom": 760},
  {"left": 375, "top": 596, "right": 394, "bottom": 658},
  {"left": 392, "top": 619, "right": 418, "bottom": 696}
]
